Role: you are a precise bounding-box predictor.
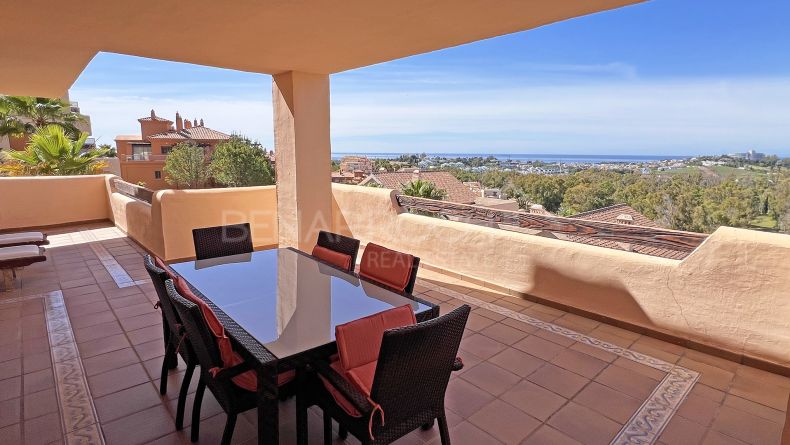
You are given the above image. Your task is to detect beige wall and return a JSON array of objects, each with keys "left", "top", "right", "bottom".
[
  {"left": 157, "top": 186, "right": 278, "bottom": 261},
  {"left": 0, "top": 175, "right": 110, "bottom": 229},
  {"left": 330, "top": 184, "right": 790, "bottom": 367}
]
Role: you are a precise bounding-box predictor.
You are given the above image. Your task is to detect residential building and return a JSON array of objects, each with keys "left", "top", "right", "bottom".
[
  {"left": 338, "top": 155, "right": 373, "bottom": 174},
  {"left": 359, "top": 170, "right": 479, "bottom": 203},
  {"left": 115, "top": 110, "right": 230, "bottom": 189}
]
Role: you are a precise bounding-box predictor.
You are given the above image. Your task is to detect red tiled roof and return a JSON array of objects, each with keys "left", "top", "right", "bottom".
[
  {"left": 570, "top": 204, "right": 660, "bottom": 228},
  {"left": 147, "top": 126, "right": 231, "bottom": 141},
  {"left": 138, "top": 116, "right": 173, "bottom": 123},
  {"left": 366, "top": 171, "right": 478, "bottom": 204},
  {"left": 554, "top": 233, "right": 688, "bottom": 260}
]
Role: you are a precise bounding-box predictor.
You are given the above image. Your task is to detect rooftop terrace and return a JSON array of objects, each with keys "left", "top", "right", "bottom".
[{"left": 2, "top": 222, "right": 788, "bottom": 445}]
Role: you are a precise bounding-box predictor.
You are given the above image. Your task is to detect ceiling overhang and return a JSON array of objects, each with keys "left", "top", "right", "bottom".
[{"left": 1, "top": 0, "right": 644, "bottom": 97}]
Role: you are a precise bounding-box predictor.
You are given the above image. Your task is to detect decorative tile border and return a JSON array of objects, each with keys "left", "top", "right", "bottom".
[
  {"left": 85, "top": 236, "right": 146, "bottom": 289},
  {"left": 44, "top": 290, "right": 105, "bottom": 445},
  {"left": 421, "top": 281, "right": 699, "bottom": 445}
]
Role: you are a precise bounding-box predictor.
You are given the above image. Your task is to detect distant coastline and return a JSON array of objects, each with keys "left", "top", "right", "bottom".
[{"left": 331, "top": 152, "right": 690, "bottom": 163}]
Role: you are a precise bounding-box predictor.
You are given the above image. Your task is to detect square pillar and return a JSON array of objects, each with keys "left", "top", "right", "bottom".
[{"left": 272, "top": 71, "right": 332, "bottom": 251}]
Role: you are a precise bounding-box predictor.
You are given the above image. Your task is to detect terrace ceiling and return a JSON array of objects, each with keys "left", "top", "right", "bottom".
[{"left": 2, "top": 0, "right": 643, "bottom": 97}]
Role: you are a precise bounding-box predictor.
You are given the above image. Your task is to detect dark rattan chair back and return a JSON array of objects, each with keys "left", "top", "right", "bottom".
[
  {"left": 165, "top": 280, "right": 223, "bottom": 373},
  {"left": 316, "top": 230, "right": 361, "bottom": 272},
  {"left": 192, "top": 223, "right": 253, "bottom": 260},
  {"left": 403, "top": 256, "right": 420, "bottom": 295},
  {"left": 144, "top": 255, "right": 198, "bottom": 430},
  {"left": 143, "top": 255, "right": 182, "bottom": 342},
  {"left": 370, "top": 304, "right": 470, "bottom": 435}
]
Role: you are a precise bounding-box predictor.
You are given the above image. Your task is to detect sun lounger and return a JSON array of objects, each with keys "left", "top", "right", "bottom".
[
  {"left": 0, "top": 245, "right": 47, "bottom": 291},
  {"left": 0, "top": 231, "right": 49, "bottom": 248}
]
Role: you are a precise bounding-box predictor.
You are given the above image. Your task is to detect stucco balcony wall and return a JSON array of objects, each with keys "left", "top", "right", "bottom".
[
  {"left": 2, "top": 175, "right": 278, "bottom": 262},
  {"left": 330, "top": 183, "right": 790, "bottom": 368},
  {"left": 0, "top": 175, "right": 111, "bottom": 229}
]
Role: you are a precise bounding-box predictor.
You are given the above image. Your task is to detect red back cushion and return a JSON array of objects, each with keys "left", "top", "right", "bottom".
[
  {"left": 174, "top": 277, "right": 264, "bottom": 391},
  {"left": 358, "top": 244, "right": 414, "bottom": 293},
  {"left": 154, "top": 256, "right": 176, "bottom": 280},
  {"left": 312, "top": 245, "right": 353, "bottom": 271},
  {"left": 335, "top": 304, "right": 416, "bottom": 371}
]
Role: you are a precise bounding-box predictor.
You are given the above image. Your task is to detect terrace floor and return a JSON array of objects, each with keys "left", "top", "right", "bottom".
[{"left": 0, "top": 223, "right": 788, "bottom": 445}]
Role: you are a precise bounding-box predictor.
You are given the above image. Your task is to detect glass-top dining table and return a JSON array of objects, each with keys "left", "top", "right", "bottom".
[{"left": 170, "top": 247, "right": 438, "bottom": 444}]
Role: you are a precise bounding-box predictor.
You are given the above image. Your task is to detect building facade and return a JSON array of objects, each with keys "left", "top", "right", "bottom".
[{"left": 115, "top": 110, "right": 230, "bottom": 189}]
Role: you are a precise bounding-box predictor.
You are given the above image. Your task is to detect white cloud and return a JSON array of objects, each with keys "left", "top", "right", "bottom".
[{"left": 71, "top": 74, "right": 790, "bottom": 156}]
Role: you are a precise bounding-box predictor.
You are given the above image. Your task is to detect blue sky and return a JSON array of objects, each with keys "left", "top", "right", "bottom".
[{"left": 71, "top": 0, "right": 790, "bottom": 156}]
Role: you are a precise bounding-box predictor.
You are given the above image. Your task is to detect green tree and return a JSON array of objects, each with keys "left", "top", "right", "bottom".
[
  {"left": 373, "top": 159, "right": 396, "bottom": 173},
  {"left": 400, "top": 179, "right": 447, "bottom": 200},
  {"left": 210, "top": 136, "right": 274, "bottom": 187},
  {"left": 0, "top": 96, "right": 85, "bottom": 138},
  {"left": 163, "top": 143, "right": 211, "bottom": 189},
  {"left": 0, "top": 125, "right": 107, "bottom": 176}
]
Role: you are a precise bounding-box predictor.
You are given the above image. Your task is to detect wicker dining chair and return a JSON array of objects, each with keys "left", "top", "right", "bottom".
[
  {"left": 300, "top": 304, "right": 471, "bottom": 445},
  {"left": 313, "top": 230, "right": 361, "bottom": 272},
  {"left": 192, "top": 223, "right": 253, "bottom": 260},
  {"left": 165, "top": 280, "right": 259, "bottom": 445},
  {"left": 359, "top": 243, "right": 421, "bottom": 295},
  {"left": 143, "top": 255, "right": 197, "bottom": 430}
]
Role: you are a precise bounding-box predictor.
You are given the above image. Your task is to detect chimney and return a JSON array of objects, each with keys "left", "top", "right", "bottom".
[
  {"left": 616, "top": 214, "right": 634, "bottom": 225},
  {"left": 193, "top": 119, "right": 198, "bottom": 127},
  {"left": 412, "top": 169, "right": 420, "bottom": 182},
  {"left": 150, "top": 109, "right": 156, "bottom": 118},
  {"left": 199, "top": 118, "right": 204, "bottom": 126},
  {"left": 175, "top": 112, "right": 183, "bottom": 131},
  {"left": 184, "top": 119, "right": 192, "bottom": 129}
]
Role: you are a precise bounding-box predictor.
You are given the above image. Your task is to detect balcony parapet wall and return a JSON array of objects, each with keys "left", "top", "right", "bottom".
[
  {"left": 330, "top": 183, "right": 790, "bottom": 369},
  {"left": 0, "top": 175, "right": 278, "bottom": 262}
]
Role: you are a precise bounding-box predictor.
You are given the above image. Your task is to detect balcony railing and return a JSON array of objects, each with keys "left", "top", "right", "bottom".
[
  {"left": 396, "top": 195, "right": 708, "bottom": 255},
  {"left": 109, "top": 177, "right": 154, "bottom": 204},
  {"left": 125, "top": 154, "right": 168, "bottom": 161}
]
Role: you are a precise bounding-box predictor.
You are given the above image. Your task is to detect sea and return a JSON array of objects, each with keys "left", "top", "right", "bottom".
[{"left": 331, "top": 153, "right": 689, "bottom": 163}]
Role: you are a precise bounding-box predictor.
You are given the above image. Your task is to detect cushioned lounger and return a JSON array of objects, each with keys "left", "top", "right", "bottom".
[
  {"left": 0, "top": 231, "right": 49, "bottom": 248},
  {"left": 0, "top": 244, "right": 47, "bottom": 268}
]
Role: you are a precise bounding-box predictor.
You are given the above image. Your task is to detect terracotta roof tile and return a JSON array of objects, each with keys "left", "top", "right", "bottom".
[
  {"left": 147, "top": 126, "right": 231, "bottom": 141},
  {"left": 367, "top": 171, "right": 478, "bottom": 203},
  {"left": 138, "top": 116, "right": 173, "bottom": 123},
  {"left": 570, "top": 204, "right": 660, "bottom": 228}
]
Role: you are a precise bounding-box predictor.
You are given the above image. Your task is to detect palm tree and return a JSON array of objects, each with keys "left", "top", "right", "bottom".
[
  {"left": 400, "top": 179, "right": 447, "bottom": 200},
  {"left": 0, "top": 125, "right": 108, "bottom": 176},
  {"left": 0, "top": 96, "right": 85, "bottom": 139}
]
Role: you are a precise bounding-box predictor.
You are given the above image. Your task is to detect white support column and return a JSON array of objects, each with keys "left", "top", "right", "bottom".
[{"left": 272, "top": 71, "right": 332, "bottom": 251}]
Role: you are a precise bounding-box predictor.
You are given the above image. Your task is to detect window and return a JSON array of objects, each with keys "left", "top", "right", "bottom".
[
  {"left": 160, "top": 145, "right": 172, "bottom": 155},
  {"left": 130, "top": 143, "right": 152, "bottom": 160},
  {"left": 154, "top": 171, "right": 162, "bottom": 179}
]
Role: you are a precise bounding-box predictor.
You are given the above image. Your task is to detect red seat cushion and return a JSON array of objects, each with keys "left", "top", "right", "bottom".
[
  {"left": 174, "top": 277, "right": 294, "bottom": 390},
  {"left": 320, "top": 305, "right": 416, "bottom": 417},
  {"left": 358, "top": 243, "right": 415, "bottom": 293},
  {"left": 311, "top": 245, "right": 353, "bottom": 271}
]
